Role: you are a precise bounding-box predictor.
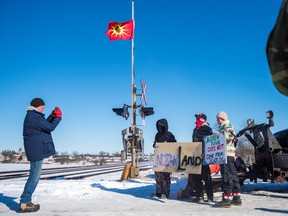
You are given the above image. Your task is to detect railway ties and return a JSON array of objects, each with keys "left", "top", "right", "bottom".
[
  {"left": 62, "top": 167, "right": 125, "bottom": 180},
  {"left": 0, "top": 171, "right": 29, "bottom": 180},
  {"left": 41, "top": 165, "right": 126, "bottom": 180},
  {"left": 0, "top": 164, "right": 152, "bottom": 181}
]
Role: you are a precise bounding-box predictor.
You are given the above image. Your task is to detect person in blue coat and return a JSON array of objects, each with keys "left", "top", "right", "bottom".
[{"left": 19, "top": 98, "right": 62, "bottom": 213}]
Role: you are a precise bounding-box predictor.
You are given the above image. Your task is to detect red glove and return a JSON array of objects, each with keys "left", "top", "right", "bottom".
[{"left": 53, "top": 107, "right": 62, "bottom": 119}]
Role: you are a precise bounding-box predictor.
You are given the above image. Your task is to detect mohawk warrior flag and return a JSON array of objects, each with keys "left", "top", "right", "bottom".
[{"left": 105, "top": 20, "right": 134, "bottom": 41}]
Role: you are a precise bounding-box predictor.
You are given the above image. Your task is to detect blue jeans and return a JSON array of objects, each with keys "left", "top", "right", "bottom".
[{"left": 20, "top": 160, "right": 43, "bottom": 203}]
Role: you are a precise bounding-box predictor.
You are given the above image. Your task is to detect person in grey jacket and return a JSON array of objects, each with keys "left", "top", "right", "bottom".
[{"left": 19, "top": 98, "right": 62, "bottom": 213}]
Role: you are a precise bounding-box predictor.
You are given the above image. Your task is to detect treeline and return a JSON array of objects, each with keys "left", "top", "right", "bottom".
[
  {"left": 0, "top": 149, "right": 123, "bottom": 165},
  {"left": 1, "top": 149, "right": 21, "bottom": 162},
  {"left": 53, "top": 151, "right": 122, "bottom": 165}
]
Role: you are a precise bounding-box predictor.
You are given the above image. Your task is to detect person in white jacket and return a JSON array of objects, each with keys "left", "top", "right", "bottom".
[{"left": 214, "top": 111, "right": 241, "bottom": 208}]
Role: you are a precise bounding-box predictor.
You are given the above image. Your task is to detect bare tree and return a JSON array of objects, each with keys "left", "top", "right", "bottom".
[
  {"left": 2, "top": 150, "right": 17, "bottom": 161},
  {"left": 54, "top": 151, "right": 70, "bottom": 164},
  {"left": 235, "top": 120, "right": 255, "bottom": 165},
  {"left": 235, "top": 136, "right": 255, "bottom": 165},
  {"left": 113, "top": 152, "right": 121, "bottom": 157}
]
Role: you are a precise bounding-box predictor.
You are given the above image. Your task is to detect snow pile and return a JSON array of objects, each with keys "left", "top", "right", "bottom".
[{"left": 1, "top": 164, "right": 288, "bottom": 215}]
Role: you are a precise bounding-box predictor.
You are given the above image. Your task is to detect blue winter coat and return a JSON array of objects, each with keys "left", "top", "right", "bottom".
[{"left": 23, "top": 109, "right": 61, "bottom": 162}]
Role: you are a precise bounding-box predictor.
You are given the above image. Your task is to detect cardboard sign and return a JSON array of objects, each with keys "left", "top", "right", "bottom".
[
  {"left": 153, "top": 142, "right": 202, "bottom": 174},
  {"left": 203, "top": 133, "right": 227, "bottom": 165}
]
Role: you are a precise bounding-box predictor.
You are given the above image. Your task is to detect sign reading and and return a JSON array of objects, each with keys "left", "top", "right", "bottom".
[{"left": 153, "top": 142, "right": 202, "bottom": 174}]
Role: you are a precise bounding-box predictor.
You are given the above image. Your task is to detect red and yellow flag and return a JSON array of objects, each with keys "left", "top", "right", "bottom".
[{"left": 105, "top": 20, "right": 134, "bottom": 41}]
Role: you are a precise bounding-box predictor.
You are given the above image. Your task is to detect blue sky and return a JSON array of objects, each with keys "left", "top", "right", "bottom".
[{"left": 0, "top": 0, "right": 287, "bottom": 155}]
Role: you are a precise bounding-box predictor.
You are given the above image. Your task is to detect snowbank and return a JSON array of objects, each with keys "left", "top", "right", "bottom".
[{"left": 1, "top": 164, "right": 288, "bottom": 215}]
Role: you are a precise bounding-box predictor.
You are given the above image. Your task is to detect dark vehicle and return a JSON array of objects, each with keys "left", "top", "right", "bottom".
[
  {"left": 235, "top": 111, "right": 288, "bottom": 184},
  {"left": 274, "top": 129, "right": 288, "bottom": 149}
]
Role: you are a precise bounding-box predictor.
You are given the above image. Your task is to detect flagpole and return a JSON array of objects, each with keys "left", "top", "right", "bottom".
[
  {"left": 132, "top": 0, "right": 135, "bottom": 80},
  {"left": 130, "top": 0, "right": 138, "bottom": 178}
]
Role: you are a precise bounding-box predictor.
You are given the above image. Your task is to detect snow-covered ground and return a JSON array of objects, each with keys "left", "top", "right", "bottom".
[{"left": 1, "top": 163, "right": 288, "bottom": 216}]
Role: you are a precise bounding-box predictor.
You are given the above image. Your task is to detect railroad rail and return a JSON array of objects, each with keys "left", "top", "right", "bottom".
[{"left": 0, "top": 163, "right": 152, "bottom": 181}]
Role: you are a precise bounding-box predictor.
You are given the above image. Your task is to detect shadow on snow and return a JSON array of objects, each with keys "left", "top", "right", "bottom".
[
  {"left": 90, "top": 176, "right": 187, "bottom": 203},
  {"left": 0, "top": 193, "right": 19, "bottom": 213}
]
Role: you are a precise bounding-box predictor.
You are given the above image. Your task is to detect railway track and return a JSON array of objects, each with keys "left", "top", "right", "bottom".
[{"left": 0, "top": 163, "right": 152, "bottom": 181}]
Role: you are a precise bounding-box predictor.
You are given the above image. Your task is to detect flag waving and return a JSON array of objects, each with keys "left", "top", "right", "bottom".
[{"left": 105, "top": 20, "right": 134, "bottom": 41}]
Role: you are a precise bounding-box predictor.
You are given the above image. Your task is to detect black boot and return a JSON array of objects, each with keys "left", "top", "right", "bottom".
[
  {"left": 205, "top": 197, "right": 214, "bottom": 203},
  {"left": 231, "top": 195, "right": 242, "bottom": 206},
  {"left": 192, "top": 197, "right": 203, "bottom": 202},
  {"left": 214, "top": 194, "right": 231, "bottom": 208},
  {"left": 151, "top": 193, "right": 161, "bottom": 198}
]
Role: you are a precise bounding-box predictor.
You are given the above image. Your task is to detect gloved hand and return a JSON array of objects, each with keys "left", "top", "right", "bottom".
[{"left": 53, "top": 107, "right": 62, "bottom": 119}]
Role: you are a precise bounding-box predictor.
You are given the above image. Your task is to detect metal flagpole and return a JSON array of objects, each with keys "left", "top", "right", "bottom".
[
  {"left": 130, "top": 0, "right": 138, "bottom": 178},
  {"left": 131, "top": 0, "right": 135, "bottom": 81}
]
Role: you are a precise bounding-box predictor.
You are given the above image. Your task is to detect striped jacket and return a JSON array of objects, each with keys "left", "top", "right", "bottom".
[{"left": 218, "top": 120, "right": 236, "bottom": 157}]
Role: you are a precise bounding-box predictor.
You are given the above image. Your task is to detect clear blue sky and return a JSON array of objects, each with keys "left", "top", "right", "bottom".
[{"left": 0, "top": 0, "right": 287, "bottom": 155}]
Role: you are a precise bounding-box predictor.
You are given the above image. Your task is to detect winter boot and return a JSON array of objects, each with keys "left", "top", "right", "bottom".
[
  {"left": 160, "top": 194, "right": 168, "bottom": 199},
  {"left": 231, "top": 195, "right": 242, "bottom": 206},
  {"left": 192, "top": 197, "right": 203, "bottom": 202},
  {"left": 205, "top": 197, "right": 214, "bottom": 203},
  {"left": 151, "top": 193, "right": 161, "bottom": 198},
  {"left": 214, "top": 194, "right": 231, "bottom": 208},
  {"left": 177, "top": 189, "right": 184, "bottom": 200},
  {"left": 177, "top": 188, "right": 192, "bottom": 200},
  {"left": 19, "top": 202, "right": 40, "bottom": 213}
]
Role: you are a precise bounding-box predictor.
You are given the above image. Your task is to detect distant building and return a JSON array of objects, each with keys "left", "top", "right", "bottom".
[
  {"left": 18, "top": 148, "right": 23, "bottom": 156},
  {"left": 17, "top": 148, "right": 27, "bottom": 162},
  {"left": 0, "top": 154, "right": 4, "bottom": 162}
]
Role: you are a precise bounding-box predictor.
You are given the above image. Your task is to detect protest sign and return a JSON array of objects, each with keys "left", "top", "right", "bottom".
[
  {"left": 203, "top": 133, "right": 227, "bottom": 165},
  {"left": 153, "top": 142, "right": 202, "bottom": 174}
]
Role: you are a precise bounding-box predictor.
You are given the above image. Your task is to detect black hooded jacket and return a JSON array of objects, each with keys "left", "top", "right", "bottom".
[
  {"left": 153, "top": 118, "right": 176, "bottom": 147},
  {"left": 192, "top": 122, "right": 213, "bottom": 142},
  {"left": 192, "top": 122, "right": 213, "bottom": 153}
]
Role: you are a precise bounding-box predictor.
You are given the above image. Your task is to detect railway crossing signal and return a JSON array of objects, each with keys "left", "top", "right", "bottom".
[
  {"left": 112, "top": 81, "right": 154, "bottom": 179},
  {"left": 112, "top": 105, "right": 130, "bottom": 120},
  {"left": 139, "top": 106, "right": 154, "bottom": 118}
]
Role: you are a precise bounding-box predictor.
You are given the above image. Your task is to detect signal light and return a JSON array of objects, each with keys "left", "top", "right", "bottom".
[
  {"left": 139, "top": 106, "right": 154, "bottom": 118},
  {"left": 112, "top": 105, "right": 129, "bottom": 120}
]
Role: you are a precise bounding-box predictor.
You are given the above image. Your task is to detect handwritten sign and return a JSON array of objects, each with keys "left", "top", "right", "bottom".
[
  {"left": 203, "top": 133, "right": 227, "bottom": 165},
  {"left": 153, "top": 142, "right": 202, "bottom": 174}
]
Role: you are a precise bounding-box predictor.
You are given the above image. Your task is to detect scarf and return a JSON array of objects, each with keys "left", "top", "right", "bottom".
[{"left": 195, "top": 119, "right": 205, "bottom": 130}]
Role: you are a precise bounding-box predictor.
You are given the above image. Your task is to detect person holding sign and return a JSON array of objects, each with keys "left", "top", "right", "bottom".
[
  {"left": 152, "top": 118, "right": 177, "bottom": 199},
  {"left": 191, "top": 113, "right": 214, "bottom": 203},
  {"left": 214, "top": 111, "right": 241, "bottom": 208}
]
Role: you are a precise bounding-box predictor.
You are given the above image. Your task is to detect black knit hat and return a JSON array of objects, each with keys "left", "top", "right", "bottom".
[
  {"left": 30, "top": 98, "right": 45, "bottom": 108},
  {"left": 195, "top": 113, "right": 207, "bottom": 121}
]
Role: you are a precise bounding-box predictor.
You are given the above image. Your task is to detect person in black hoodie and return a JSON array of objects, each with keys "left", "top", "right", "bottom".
[
  {"left": 152, "top": 118, "right": 177, "bottom": 199},
  {"left": 191, "top": 113, "right": 214, "bottom": 202}
]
